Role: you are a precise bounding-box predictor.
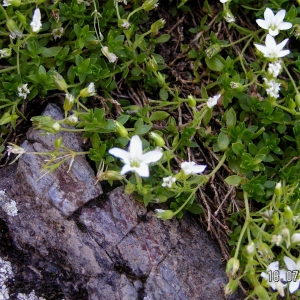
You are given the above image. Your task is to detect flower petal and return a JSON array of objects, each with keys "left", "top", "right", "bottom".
[
  {"left": 269, "top": 261, "right": 279, "bottom": 272},
  {"left": 135, "top": 163, "right": 149, "bottom": 177},
  {"left": 129, "top": 135, "right": 143, "bottom": 158},
  {"left": 256, "top": 19, "right": 269, "bottom": 29},
  {"left": 269, "top": 28, "right": 279, "bottom": 36},
  {"left": 254, "top": 43, "right": 268, "bottom": 56},
  {"left": 264, "top": 8, "right": 274, "bottom": 24},
  {"left": 109, "top": 148, "right": 130, "bottom": 164},
  {"left": 120, "top": 164, "right": 133, "bottom": 175},
  {"left": 289, "top": 280, "right": 300, "bottom": 294},
  {"left": 278, "top": 50, "right": 290, "bottom": 58},
  {"left": 278, "top": 22, "right": 293, "bottom": 30},
  {"left": 277, "top": 38, "right": 289, "bottom": 51},
  {"left": 141, "top": 150, "right": 163, "bottom": 164},
  {"left": 265, "top": 34, "right": 277, "bottom": 49},
  {"left": 284, "top": 256, "right": 297, "bottom": 271},
  {"left": 274, "top": 9, "right": 286, "bottom": 24},
  {"left": 192, "top": 165, "right": 207, "bottom": 174}
]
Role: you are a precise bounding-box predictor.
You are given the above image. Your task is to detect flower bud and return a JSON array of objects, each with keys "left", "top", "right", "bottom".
[
  {"left": 230, "top": 81, "right": 244, "bottom": 92},
  {"left": 150, "top": 19, "right": 166, "bottom": 34},
  {"left": 124, "top": 183, "right": 135, "bottom": 194},
  {"left": 274, "top": 182, "right": 282, "bottom": 196},
  {"left": 7, "top": 19, "right": 23, "bottom": 39},
  {"left": 114, "top": 121, "right": 128, "bottom": 137},
  {"left": 224, "top": 278, "right": 239, "bottom": 296},
  {"left": 142, "top": 0, "right": 159, "bottom": 11},
  {"left": 282, "top": 227, "right": 291, "bottom": 248},
  {"left": 79, "top": 82, "right": 96, "bottom": 98},
  {"left": 205, "top": 44, "right": 221, "bottom": 59},
  {"left": 149, "top": 132, "right": 165, "bottom": 147},
  {"left": 147, "top": 56, "right": 158, "bottom": 72},
  {"left": 243, "top": 242, "right": 256, "bottom": 258},
  {"left": 103, "top": 170, "right": 124, "bottom": 181},
  {"left": 226, "top": 258, "right": 240, "bottom": 277},
  {"left": 3, "top": 0, "right": 21, "bottom": 7},
  {"left": 118, "top": 19, "right": 131, "bottom": 30},
  {"left": 291, "top": 233, "right": 300, "bottom": 244},
  {"left": 223, "top": 9, "right": 235, "bottom": 23},
  {"left": 51, "top": 71, "right": 68, "bottom": 92},
  {"left": 15, "top": 11, "right": 26, "bottom": 26},
  {"left": 262, "top": 209, "right": 273, "bottom": 224},
  {"left": 64, "top": 114, "right": 78, "bottom": 126},
  {"left": 156, "top": 71, "right": 166, "bottom": 86},
  {"left": 254, "top": 285, "right": 270, "bottom": 300},
  {"left": 154, "top": 209, "right": 174, "bottom": 220},
  {"left": 54, "top": 137, "right": 62, "bottom": 148},
  {"left": 0, "top": 48, "right": 12, "bottom": 59},
  {"left": 257, "top": 243, "right": 273, "bottom": 260},
  {"left": 52, "top": 122, "right": 61, "bottom": 132},
  {"left": 284, "top": 206, "right": 293, "bottom": 220},
  {"left": 63, "top": 93, "right": 75, "bottom": 112},
  {"left": 101, "top": 46, "right": 117, "bottom": 63},
  {"left": 187, "top": 95, "right": 196, "bottom": 108}
]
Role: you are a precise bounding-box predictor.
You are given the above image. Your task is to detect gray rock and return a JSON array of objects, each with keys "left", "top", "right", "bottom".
[{"left": 19, "top": 103, "right": 102, "bottom": 216}]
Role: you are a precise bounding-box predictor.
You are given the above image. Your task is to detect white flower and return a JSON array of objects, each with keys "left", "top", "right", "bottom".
[
  {"left": 282, "top": 228, "right": 291, "bottom": 249},
  {"left": 220, "top": 0, "right": 229, "bottom": 2},
  {"left": 271, "top": 234, "right": 283, "bottom": 246},
  {"left": 30, "top": 8, "right": 42, "bottom": 33},
  {"left": 267, "top": 61, "right": 282, "bottom": 78},
  {"left": 87, "top": 82, "right": 96, "bottom": 96},
  {"left": 256, "top": 8, "right": 292, "bottom": 36},
  {"left": 180, "top": 161, "right": 206, "bottom": 176},
  {"left": 261, "top": 261, "right": 287, "bottom": 297},
  {"left": 162, "top": 176, "right": 176, "bottom": 188},
  {"left": 254, "top": 34, "right": 290, "bottom": 59},
  {"left": 121, "top": 21, "right": 131, "bottom": 29},
  {"left": 101, "top": 46, "right": 118, "bottom": 63},
  {"left": 108, "top": 135, "right": 163, "bottom": 177},
  {"left": 207, "top": 94, "right": 221, "bottom": 108},
  {"left": 284, "top": 256, "right": 300, "bottom": 293},
  {"left": 17, "top": 83, "right": 30, "bottom": 99},
  {"left": 263, "top": 78, "right": 281, "bottom": 98}
]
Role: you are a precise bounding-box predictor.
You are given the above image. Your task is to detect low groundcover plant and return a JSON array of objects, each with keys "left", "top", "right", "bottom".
[{"left": 1, "top": 0, "right": 300, "bottom": 298}]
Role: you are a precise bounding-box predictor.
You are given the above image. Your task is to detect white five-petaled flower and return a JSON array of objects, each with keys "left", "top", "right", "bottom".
[
  {"left": 30, "top": 8, "right": 42, "bottom": 33},
  {"left": 256, "top": 8, "right": 292, "bottom": 36},
  {"left": 17, "top": 84, "right": 30, "bottom": 99},
  {"left": 263, "top": 78, "right": 281, "bottom": 99},
  {"left": 267, "top": 61, "right": 282, "bottom": 78},
  {"left": 254, "top": 34, "right": 290, "bottom": 59},
  {"left": 162, "top": 176, "right": 176, "bottom": 188},
  {"left": 180, "top": 161, "right": 206, "bottom": 176},
  {"left": 261, "top": 261, "right": 287, "bottom": 297},
  {"left": 108, "top": 135, "right": 163, "bottom": 177},
  {"left": 207, "top": 94, "right": 221, "bottom": 108},
  {"left": 284, "top": 256, "right": 300, "bottom": 294},
  {"left": 101, "top": 46, "right": 118, "bottom": 63}
]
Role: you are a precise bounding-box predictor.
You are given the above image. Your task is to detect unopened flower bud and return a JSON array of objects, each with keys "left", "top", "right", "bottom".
[
  {"left": 149, "top": 132, "right": 165, "bottom": 147},
  {"left": 79, "top": 82, "right": 96, "bottom": 98},
  {"left": 118, "top": 19, "right": 131, "bottom": 29},
  {"left": 125, "top": 182, "right": 135, "bottom": 194},
  {"left": 205, "top": 44, "right": 221, "bottom": 59},
  {"left": 254, "top": 285, "right": 270, "bottom": 300},
  {"left": 101, "top": 46, "right": 117, "bottom": 63},
  {"left": 147, "top": 56, "right": 158, "bottom": 72},
  {"left": 262, "top": 209, "right": 273, "bottom": 224},
  {"left": 230, "top": 81, "right": 244, "bottom": 92},
  {"left": 52, "top": 122, "right": 61, "bottom": 132},
  {"left": 150, "top": 19, "right": 165, "bottom": 34},
  {"left": 284, "top": 206, "right": 293, "bottom": 220},
  {"left": 282, "top": 227, "right": 291, "bottom": 249},
  {"left": 65, "top": 114, "right": 78, "bottom": 126},
  {"left": 63, "top": 93, "right": 75, "bottom": 112},
  {"left": 142, "top": 0, "right": 159, "bottom": 11},
  {"left": 3, "top": 0, "right": 21, "bottom": 7},
  {"left": 156, "top": 71, "right": 166, "bottom": 86},
  {"left": 7, "top": 19, "right": 23, "bottom": 39},
  {"left": 223, "top": 9, "right": 235, "bottom": 23},
  {"left": 0, "top": 48, "right": 12, "bottom": 59},
  {"left": 226, "top": 258, "right": 240, "bottom": 277},
  {"left": 154, "top": 209, "right": 174, "bottom": 220},
  {"left": 224, "top": 278, "right": 239, "bottom": 296},
  {"left": 272, "top": 212, "right": 279, "bottom": 226},
  {"left": 114, "top": 121, "right": 128, "bottom": 137},
  {"left": 103, "top": 170, "right": 124, "bottom": 180},
  {"left": 257, "top": 243, "right": 273, "bottom": 260},
  {"left": 274, "top": 182, "right": 282, "bottom": 196},
  {"left": 243, "top": 242, "right": 256, "bottom": 257},
  {"left": 51, "top": 71, "right": 68, "bottom": 92},
  {"left": 291, "top": 233, "right": 300, "bottom": 244},
  {"left": 54, "top": 137, "right": 62, "bottom": 148},
  {"left": 187, "top": 95, "right": 196, "bottom": 108},
  {"left": 295, "top": 94, "right": 300, "bottom": 108}
]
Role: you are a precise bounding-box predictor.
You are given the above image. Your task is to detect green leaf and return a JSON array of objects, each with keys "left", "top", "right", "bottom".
[
  {"left": 232, "top": 142, "right": 244, "bottom": 156},
  {"left": 159, "top": 88, "right": 168, "bottom": 101},
  {"left": 217, "top": 132, "right": 230, "bottom": 151},
  {"left": 225, "top": 175, "right": 243, "bottom": 186},
  {"left": 154, "top": 34, "right": 170, "bottom": 43},
  {"left": 202, "top": 108, "right": 212, "bottom": 126},
  {"left": 133, "top": 125, "right": 152, "bottom": 135},
  {"left": 187, "top": 203, "right": 203, "bottom": 214},
  {"left": 41, "top": 47, "right": 63, "bottom": 58},
  {"left": 91, "top": 132, "right": 100, "bottom": 149},
  {"left": 226, "top": 107, "right": 236, "bottom": 130},
  {"left": 205, "top": 55, "right": 224, "bottom": 72},
  {"left": 150, "top": 111, "right": 169, "bottom": 121}
]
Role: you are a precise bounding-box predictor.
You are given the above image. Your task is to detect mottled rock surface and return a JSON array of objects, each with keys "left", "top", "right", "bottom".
[{"left": 0, "top": 103, "right": 244, "bottom": 300}]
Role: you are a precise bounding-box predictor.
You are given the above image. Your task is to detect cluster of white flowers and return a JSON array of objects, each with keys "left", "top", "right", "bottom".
[
  {"left": 18, "top": 83, "right": 30, "bottom": 99},
  {"left": 267, "top": 61, "right": 282, "bottom": 78},
  {"left": 0, "top": 190, "right": 18, "bottom": 216},
  {"left": 263, "top": 78, "right": 281, "bottom": 99},
  {"left": 162, "top": 176, "right": 176, "bottom": 188},
  {"left": 262, "top": 257, "right": 300, "bottom": 296}
]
